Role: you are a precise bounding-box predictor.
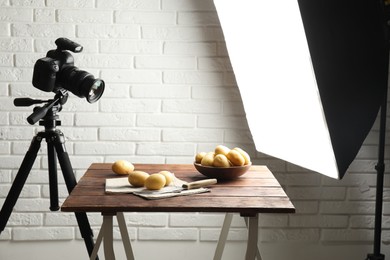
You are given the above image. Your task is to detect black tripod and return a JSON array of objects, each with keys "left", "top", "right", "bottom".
[{"left": 0, "top": 91, "right": 98, "bottom": 259}]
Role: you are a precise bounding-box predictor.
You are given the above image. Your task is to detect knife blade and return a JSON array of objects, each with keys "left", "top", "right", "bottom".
[{"left": 134, "top": 178, "right": 217, "bottom": 195}]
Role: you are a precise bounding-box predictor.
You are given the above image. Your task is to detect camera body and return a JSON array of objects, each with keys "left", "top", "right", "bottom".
[
  {"left": 33, "top": 57, "right": 60, "bottom": 92},
  {"left": 32, "top": 38, "right": 104, "bottom": 103},
  {"left": 33, "top": 38, "right": 80, "bottom": 92}
]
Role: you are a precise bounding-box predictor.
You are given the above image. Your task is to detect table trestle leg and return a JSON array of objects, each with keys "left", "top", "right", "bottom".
[
  {"left": 214, "top": 213, "right": 262, "bottom": 260},
  {"left": 244, "top": 215, "right": 262, "bottom": 260},
  {"left": 117, "top": 212, "right": 135, "bottom": 260},
  {"left": 89, "top": 213, "right": 135, "bottom": 260},
  {"left": 90, "top": 226, "right": 104, "bottom": 260},
  {"left": 103, "top": 215, "right": 116, "bottom": 260},
  {"left": 213, "top": 213, "right": 234, "bottom": 260}
]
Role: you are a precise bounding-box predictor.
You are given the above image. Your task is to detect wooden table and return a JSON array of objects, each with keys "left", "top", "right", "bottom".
[{"left": 61, "top": 163, "right": 295, "bottom": 260}]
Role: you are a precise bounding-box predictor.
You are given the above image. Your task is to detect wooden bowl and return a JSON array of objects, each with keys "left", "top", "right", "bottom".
[{"left": 193, "top": 163, "right": 251, "bottom": 180}]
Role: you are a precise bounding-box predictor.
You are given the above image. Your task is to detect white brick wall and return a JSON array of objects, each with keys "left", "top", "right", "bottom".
[{"left": 0, "top": 0, "right": 389, "bottom": 259}]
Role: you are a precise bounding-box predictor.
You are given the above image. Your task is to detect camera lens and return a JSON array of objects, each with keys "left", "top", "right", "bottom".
[
  {"left": 81, "top": 76, "right": 105, "bottom": 103},
  {"left": 57, "top": 66, "right": 105, "bottom": 103}
]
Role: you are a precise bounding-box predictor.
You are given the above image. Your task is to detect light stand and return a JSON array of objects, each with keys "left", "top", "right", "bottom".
[
  {"left": 366, "top": 56, "right": 389, "bottom": 260},
  {"left": 366, "top": 3, "right": 390, "bottom": 259},
  {"left": 0, "top": 91, "right": 98, "bottom": 260},
  {"left": 213, "top": 0, "right": 390, "bottom": 259}
]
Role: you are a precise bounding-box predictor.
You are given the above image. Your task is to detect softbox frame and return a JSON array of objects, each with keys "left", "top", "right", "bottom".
[
  {"left": 298, "top": 0, "right": 388, "bottom": 178},
  {"left": 214, "top": 0, "right": 388, "bottom": 179},
  {"left": 214, "top": 0, "right": 389, "bottom": 259}
]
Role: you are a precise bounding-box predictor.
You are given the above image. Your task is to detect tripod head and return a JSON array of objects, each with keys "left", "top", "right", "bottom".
[{"left": 14, "top": 90, "right": 69, "bottom": 126}]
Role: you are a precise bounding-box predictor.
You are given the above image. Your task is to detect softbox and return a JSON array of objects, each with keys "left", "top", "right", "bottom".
[{"left": 213, "top": 0, "right": 388, "bottom": 180}]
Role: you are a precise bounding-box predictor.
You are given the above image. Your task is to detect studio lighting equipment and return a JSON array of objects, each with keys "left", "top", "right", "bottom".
[{"left": 214, "top": 0, "right": 389, "bottom": 259}]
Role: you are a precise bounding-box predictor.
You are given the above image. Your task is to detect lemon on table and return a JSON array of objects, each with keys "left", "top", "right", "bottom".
[
  {"left": 128, "top": 171, "right": 150, "bottom": 187},
  {"left": 145, "top": 173, "right": 166, "bottom": 190},
  {"left": 112, "top": 160, "right": 135, "bottom": 175}
]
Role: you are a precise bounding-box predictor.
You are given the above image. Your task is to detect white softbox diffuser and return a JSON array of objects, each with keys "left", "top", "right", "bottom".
[{"left": 214, "top": 0, "right": 388, "bottom": 179}]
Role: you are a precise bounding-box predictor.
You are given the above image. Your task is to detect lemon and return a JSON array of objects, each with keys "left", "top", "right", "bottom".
[
  {"left": 128, "top": 171, "right": 150, "bottom": 187},
  {"left": 158, "top": 171, "right": 174, "bottom": 186},
  {"left": 145, "top": 173, "right": 166, "bottom": 190},
  {"left": 112, "top": 160, "right": 135, "bottom": 175}
]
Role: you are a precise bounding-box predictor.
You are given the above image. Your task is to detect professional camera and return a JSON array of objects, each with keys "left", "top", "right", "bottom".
[{"left": 32, "top": 38, "right": 105, "bottom": 103}]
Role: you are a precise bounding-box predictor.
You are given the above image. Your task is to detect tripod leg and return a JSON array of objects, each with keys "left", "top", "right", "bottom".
[
  {"left": 47, "top": 141, "right": 59, "bottom": 211},
  {"left": 52, "top": 132, "right": 98, "bottom": 260},
  {"left": 0, "top": 135, "right": 42, "bottom": 233}
]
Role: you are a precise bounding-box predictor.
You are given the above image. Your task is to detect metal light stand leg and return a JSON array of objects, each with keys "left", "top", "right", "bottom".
[
  {"left": 366, "top": 97, "right": 387, "bottom": 260},
  {"left": 367, "top": 35, "right": 390, "bottom": 260},
  {"left": 366, "top": 3, "right": 390, "bottom": 258},
  {"left": 366, "top": 4, "right": 390, "bottom": 256},
  {"left": 366, "top": 70, "right": 388, "bottom": 260}
]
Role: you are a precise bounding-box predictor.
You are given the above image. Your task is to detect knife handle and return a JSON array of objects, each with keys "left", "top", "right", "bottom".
[{"left": 182, "top": 179, "right": 217, "bottom": 189}]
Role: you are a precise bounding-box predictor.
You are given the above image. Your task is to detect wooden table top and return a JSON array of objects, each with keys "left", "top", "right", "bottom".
[{"left": 61, "top": 163, "right": 295, "bottom": 216}]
